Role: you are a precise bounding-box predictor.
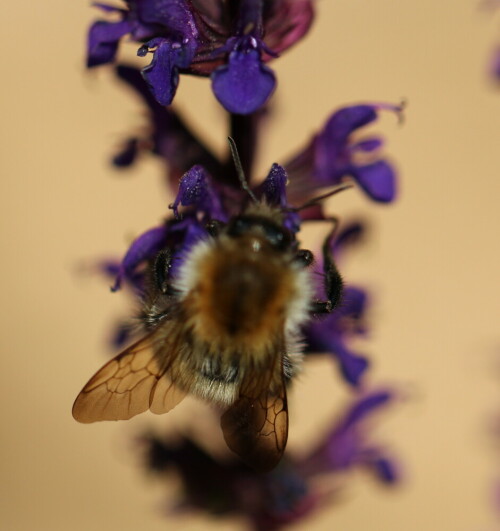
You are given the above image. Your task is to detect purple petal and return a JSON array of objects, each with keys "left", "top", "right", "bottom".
[
  {"left": 109, "top": 321, "right": 134, "bottom": 349},
  {"left": 87, "top": 19, "right": 131, "bottom": 67},
  {"left": 111, "top": 225, "right": 168, "bottom": 292},
  {"left": 339, "top": 391, "right": 393, "bottom": 432},
  {"left": 369, "top": 455, "right": 399, "bottom": 484},
  {"left": 171, "top": 166, "right": 227, "bottom": 221},
  {"left": 490, "top": 46, "right": 500, "bottom": 80},
  {"left": 92, "top": 3, "right": 126, "bottom": 14},
  {"left": 333, "top": 343, "right": 370, "bottom": 387},
  {"left": 338, "top": 286, "right": 368, "bottom": 318},
  {"left": 97, "top": 258, "right": 145, "bottom": 294},
  {"left": 259, "top": 163, "right": 288, "bottom": 206},
  {"left": 258, "top": 163, "right": 301, "bottom": 233},
  {"left": 323, "top": 105, "right": 378, "bottom": 145},
  {"left": 351, "top": 138, "right": 383, "bottom": 153},
  {"left": 351, "top": 160, "right": 397, "bottom": 202},
  {"left": 141, "top": 39, "right": 186, "bottom": 107},
  {"left": 138, "top": 0, "right": 197, "bottom": 42},
  {"left": 211, "top": 49, "right": 276, "bottom": 114}
]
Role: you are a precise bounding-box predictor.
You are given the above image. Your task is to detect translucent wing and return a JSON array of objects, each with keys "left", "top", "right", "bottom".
[
  {"left": 72, "top": 326, "right": 186, "bottom": 423},
  {"left": 220, "top": 353, "right": 288, "bottom": 473}
]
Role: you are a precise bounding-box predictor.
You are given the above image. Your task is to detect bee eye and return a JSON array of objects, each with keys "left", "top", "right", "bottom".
[
  {"left": 226, "top": 217, "right": 252, "bottom": 237},
  {"left": 226, "top": 215, "right": 292, "bottom": 250},
  {"left": 261, "top": 224, "right": 291, "bottom": 250}
]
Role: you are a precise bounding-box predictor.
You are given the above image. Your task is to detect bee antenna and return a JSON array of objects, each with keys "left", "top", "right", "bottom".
[
  {"left": 288, "top": 183, "right": 353, "bottom": 212},
  {"left": 228, "top": 136, "right": 258, "bottom": 204}
]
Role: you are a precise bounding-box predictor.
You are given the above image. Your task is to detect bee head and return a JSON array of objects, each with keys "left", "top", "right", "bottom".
[{"left": 226, "top": 215, "right": 292, "bottom": 251}]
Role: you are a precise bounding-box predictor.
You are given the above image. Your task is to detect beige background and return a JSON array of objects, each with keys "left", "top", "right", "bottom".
[{"left": 2, "top": 0, "right": 500, "bottom": 529}]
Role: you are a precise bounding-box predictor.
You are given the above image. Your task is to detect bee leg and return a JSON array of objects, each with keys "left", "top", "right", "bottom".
[
  {"left": 293, "top": 249, "right": 314, "bottom": 267},
  {"left": 153, "top": 248, "right": 176, "bottom": 295},
  {"left": 205, "top": 219, "right": 226, "bottom": 237},
  {"left": 311, "top": 216, "right": 343, "bottom": 315}
]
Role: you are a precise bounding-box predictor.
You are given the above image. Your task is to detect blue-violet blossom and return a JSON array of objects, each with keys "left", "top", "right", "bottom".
[
  {"left": 87, "top": 0, "right": 314, "bottom": 113},
  {"left": 142, "top": 389, "right": 399, "bottom": 529}
]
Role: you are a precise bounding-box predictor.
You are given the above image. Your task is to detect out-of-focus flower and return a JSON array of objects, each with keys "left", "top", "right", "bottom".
[
  {"left": 285, "top": 103, "right": 403, "bottom": 203},
  {"left": 141, "top": 389, "right": 399, "bottom": 529},
  {"left": 300, "top": 390, "right": 399, "bottom": 483},
  {"left": 87, "top": 0, "right": 314, "bottom": 113},
  {"left": 110, "top": 68, "right": 402, "bottom": 206},
  {"left": 305, "top": 285, "right": 370, "bottom": 387},
  {"left": 490, "top": 46, "right": 500, "bottom": 81}
]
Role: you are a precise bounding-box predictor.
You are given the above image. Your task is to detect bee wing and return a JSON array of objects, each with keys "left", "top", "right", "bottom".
[
  {"left": 220, "top": 355, "right": 288, "bottom": 472},
  {"left": 72, "top": 326, "right": 187, "bottom": 423}
]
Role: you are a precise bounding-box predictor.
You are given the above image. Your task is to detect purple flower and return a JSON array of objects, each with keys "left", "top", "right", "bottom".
[
  {"left": 305, "top": 286, "right": 370, "bottom": 387},
  {"left": 490, "top": 45, "right": 500, "bottom": 81},
  {"left": 141, "top": 389, "right": 399, "bottom": 528},
  {"left": 300, "top": 390, "right": 400, "bottom": 484},
  {"left": 285, "top": 103, "right": 403, "bottom": 203},
  {"left": 87, "top": 0, "right": 314, "bottom": 113},
  {"left": 170, "top": 165, "right": 228, "bottom": 222}
]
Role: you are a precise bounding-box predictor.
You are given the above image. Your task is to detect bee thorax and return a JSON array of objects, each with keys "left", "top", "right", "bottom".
[{"left": 179, "top": 237, "right": 298, "bottom": 347}]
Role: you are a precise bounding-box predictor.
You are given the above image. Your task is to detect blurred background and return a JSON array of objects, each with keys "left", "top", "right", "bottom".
[{"left": 2, "top": 0, "right": 500, "bottom": 529}]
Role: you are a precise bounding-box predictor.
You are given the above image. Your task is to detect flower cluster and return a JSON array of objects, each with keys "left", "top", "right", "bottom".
[
  {"left": 88, "top": 0, "right": 313, "bottom": 113},
  {"left": 82, "top": 0, "right": 404, "bottom": 526},
  {"left": 101, "top": 85, "right": 400, "bottom": 386},
  {"left": 142, "top": 390, "right": 399, "bottom": 528}
]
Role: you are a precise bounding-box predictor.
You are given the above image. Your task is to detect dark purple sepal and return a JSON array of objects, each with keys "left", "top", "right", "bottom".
[
  {"left": 351, "top": 160, "right": 397, "bottom": 203},
  {"left": 171, "top": 166, "right": 228, "bottom": 221},
  {"left": 262, "top": 0, "right": 315, "bottom": 56},
  {"left": 111, "top": 225, "right": 168, "bottom": 292},
  {"left": 211, "top": 48, "right": 276, "bottom": 114},
  {"left": 87, "top": 19, "right": 131, "bottom": 67}
]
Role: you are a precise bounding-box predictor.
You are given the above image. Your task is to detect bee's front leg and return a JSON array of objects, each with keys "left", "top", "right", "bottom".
[
  {"left": 310, "top": 217, "right": 343, "bottom": 315},
  {"left": 206, "top": 219, "right": 226, "bottom": 237},
  {"left": 153, "top": 248, "right": 177, "bottom": 295}
]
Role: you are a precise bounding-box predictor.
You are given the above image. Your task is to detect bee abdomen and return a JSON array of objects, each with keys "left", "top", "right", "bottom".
[{"left": 200, "top": 357, "right": 239, "bottom": 383}]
